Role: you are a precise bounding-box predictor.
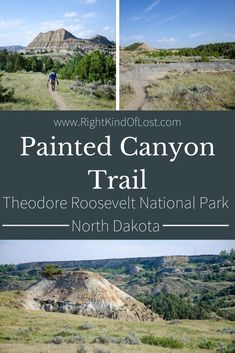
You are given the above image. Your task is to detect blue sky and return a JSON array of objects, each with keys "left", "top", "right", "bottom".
[
  {"left": 0, "top": 0, "right": 115, "bottom": 46},
  {"left": 121, "top": 0, "right": 235, "bottom": 48},
  {"left": 0, "top": 240, "right": 234, "bottom": 264}
]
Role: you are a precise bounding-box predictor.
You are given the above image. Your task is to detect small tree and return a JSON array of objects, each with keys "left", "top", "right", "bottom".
[
  {"left": 42, "top": 264, "right": 62, "bottom": 278},
  {"left": 14, "top": 54, "right": 26, "bottom": 71},
  {"left": 0, "top": 72, "right": 14, "bottom": 103}
]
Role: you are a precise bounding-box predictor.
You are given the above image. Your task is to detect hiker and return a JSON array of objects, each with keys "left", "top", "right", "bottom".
[{"left": 47, "top": 70, "right": 59, "bottom": 91}]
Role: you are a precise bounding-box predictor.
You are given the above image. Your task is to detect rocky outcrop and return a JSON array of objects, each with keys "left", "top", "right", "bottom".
[
  {"left": 26, "top": 29, "right": 115, "bottom": 55},
  {"left": 23, "top": 271, "right": 159, "bottom": 322},
  {"left": 91, "top": 35, "right": 114, "bottom": 46},
  {"left": 129, "top": 264, "right": 143, "bottom": 275}
]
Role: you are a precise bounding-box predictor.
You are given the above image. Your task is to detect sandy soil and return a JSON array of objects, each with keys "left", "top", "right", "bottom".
[{"left": 120, "top": 62, "right": 235, "bottom": 110}]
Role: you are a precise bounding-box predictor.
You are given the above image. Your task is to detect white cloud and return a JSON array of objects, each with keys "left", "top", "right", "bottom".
[
  {"left": 0, "top": 19, "right": 24, "bottom": 29},
  {"left": 188, "top": 31, "right": 208, "bottom": 38},
  {"left": 64, "top": 11, "right": 78, "bottom": 18},
  {"left": 102, "top": 26, "right": 111, "bottom": 31},
  {"left": 82, "top": 11, "right": 97, "bottom": 18},
  {"left": 86, "top": 0, "right": 97, "bottom": 3},
  {"left": 145, "top": 0, "right": 162, "bottom": 13},
  {"left": 160, "top": 14, "right": 179, "bottom": 23},
  {"left": 76, "top": 29, "right": 96, "bottom": 38},
  {"left": 156, "top": 37, "right": 177, "bottom": 43},
  {"left": 130, "top": 16, "right": 143, "bottom": 21},
  {"left": 145, "top": 13, "right": 159, "bottom": 22},
  {"left": 40, "top": 20, "right": 66, "bottom": 32}
]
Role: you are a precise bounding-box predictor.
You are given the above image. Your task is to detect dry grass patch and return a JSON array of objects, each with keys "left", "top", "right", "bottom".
[{"left": 146, "top": 71, "right": 235, "bottom": 110}]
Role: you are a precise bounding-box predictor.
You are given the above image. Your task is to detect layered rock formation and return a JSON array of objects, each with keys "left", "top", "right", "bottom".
[
  {"left": 23, "top": 271, "right": 158, "bottom": 321},
  {"left": 26, "top": 29, "right": 114, "bottom": 55}
]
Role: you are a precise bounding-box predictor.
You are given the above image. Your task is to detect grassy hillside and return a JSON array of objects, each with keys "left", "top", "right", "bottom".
[
  {"left": 0, "top": 72, "right": 115, "bottom": 110},
  {"left": 0, "top": 291, "right": 234, "bottom": 353},
  {"left": 124, "top": 43, "right": 144, "bottom": 51},
  {"left": 121, "top": 41, "right": 235, "bottom": 64},
  {"left": 1, "top": 252, "right": 235, "bottom": 321}
]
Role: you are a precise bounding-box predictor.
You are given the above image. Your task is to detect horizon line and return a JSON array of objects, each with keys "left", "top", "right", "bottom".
[{"left": 7, "top": 251, "right": 228, "bottom": 266}]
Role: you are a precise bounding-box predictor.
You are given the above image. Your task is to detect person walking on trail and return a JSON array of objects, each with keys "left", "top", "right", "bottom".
[{"left": 47, "top": 70, "right": 59, "bottom": 92}]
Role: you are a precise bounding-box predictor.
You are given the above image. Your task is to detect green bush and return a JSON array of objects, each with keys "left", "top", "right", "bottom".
[
  {"left": 141, "top": 335, "right": 184, "bottom": 349},
  {"left": 41, "top": 264, "right": 62, "bottom": 278},
  {"left": 0, "top": 72, "right": 14, "bottom": 103},
  {"left": 199, "top": 339, "right": 217, "bottom": 349}
]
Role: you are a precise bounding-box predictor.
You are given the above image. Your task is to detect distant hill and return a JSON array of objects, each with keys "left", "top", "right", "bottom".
[
  {"left": 26, "top": 28, "right": 115, "bottom": 55},
  {"left": 124, "top": 42, "right": 155, "bottom": 51},
  {"left": 0, "top": 45, "right": 24, "bottom": 52},
  {"left": 91, "top": 34, "right": 114, "bottom": 46}
]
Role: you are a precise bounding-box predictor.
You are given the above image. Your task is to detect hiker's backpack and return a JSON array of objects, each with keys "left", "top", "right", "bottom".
[{"left": 49, "top": 72, "right": 56, "bottom": 80}]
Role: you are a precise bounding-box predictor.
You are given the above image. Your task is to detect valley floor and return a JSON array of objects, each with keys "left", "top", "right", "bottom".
[
  {"left": 120, "top": 62, "right": 235, "bottom": 110},
  {"left": 0, "top": 72, "right": 115, "bottom": 110},
  {"left": 0, "top": 291, "right": 234, "bottom": 353}
]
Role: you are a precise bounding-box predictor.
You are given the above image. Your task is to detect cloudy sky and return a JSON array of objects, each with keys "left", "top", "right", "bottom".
[
  {"left": 121, "top": 0, "right": 235, "bottom": 48},
  {"left": 0, "top": 240, "right": 234, "bottom": 264},
  {"left": 0, "top": 0, "right": 115, "bottom": 46}
]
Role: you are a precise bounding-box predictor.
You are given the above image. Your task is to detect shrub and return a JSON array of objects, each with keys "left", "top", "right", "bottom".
[
  {"left": 41, "top": 264, "right": 62, "bottom": 278},
  {"left": 141, "top": 335, "right": 184, "bottom": 349},
  {"left": 171, "top": 84, "right": 215, "bottom": 110},
  {"left": 216, "top": 342, "right": 234, "bottom": 353},
  {"left": 48, "top": 336, "right": 64, "bottom": 344},
  {"left": 120, "top": 83, "right": 135, "bottom": 95},
  {"left": 66, "top": 335, "right": 86, "bottom": 344},
  {"left": 71, "top": 81, "right": 115, "bottom": 99},
  {"left": 0, "top": 72, "right": 14, "bottom": 103},
  {"left": 55, "top": 329, "right": 76, "bottom": 337},
  {"left": 117, "top": 332, "right": 140, "bottom": 345},
  {"left": 77, "top": 345, "right": 88, "bottom": 353},
  {"left": 78, "top": 323, "right": 95, "bottom": 330},
  {"left": 218, "top": 328, "right": 235, "bottom": 335},
  {"left": 92, "top": 336, "right": 113, "bottom": 344},
  {"left": 201, "top": 56, "right": 210, "bottom": 62},
  {"left": 94, "top": 84, "right": 115, "bottom": 99},
  {"left": 198, "top": 339, "right": 217, "bottom": 349}
]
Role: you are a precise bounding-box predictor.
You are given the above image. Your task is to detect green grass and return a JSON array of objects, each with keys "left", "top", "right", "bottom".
[
  {"left": 120, "top": 50, "right": 233, "bottom": 65},
  {"left": 0, "top": 72, "right": 57, "bottom": 110},
  {"left": 57, "top": 80, "right": 115, "bottom": 110},
  {"left": 141, "top": 335, "right": 184, "bottom": 348},
  {"left": 0, "top": 291, "right": 234, "bottom": 353},
  {"left": 146, "top": 71, "right": 235, "bottom": 110},
  {"left": 0, "top": 72, "right": 115, "bottom": 110}
]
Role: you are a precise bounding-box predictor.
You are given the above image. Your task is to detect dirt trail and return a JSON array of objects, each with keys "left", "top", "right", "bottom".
[
  {"left": 121, "top": 62, "right": 235, "bottom": 110},
  {"left": 49, "top": 89, "right": 68, "bottom": 110}
]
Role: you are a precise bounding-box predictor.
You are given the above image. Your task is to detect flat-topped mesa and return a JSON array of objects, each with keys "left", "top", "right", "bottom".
[
  {"left": 23, "top": 271, "right": 159, "bottom": 321},
  {"left": 25, "top": 29, "right": 115, "bottom": 54}
]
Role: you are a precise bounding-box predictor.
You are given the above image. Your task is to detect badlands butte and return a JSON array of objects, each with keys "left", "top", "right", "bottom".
[
  {"left": 23, "top": 270, "right": 158, "bottom": 321},
  {"left": 25, "top": 28, "right": 115, "bottom": 55},
  {"left": 0, "top": 252, "right": 235, "bottom": 353},
  {"left": 0, "top": 28, "right": 115, "bottom": 110}
]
